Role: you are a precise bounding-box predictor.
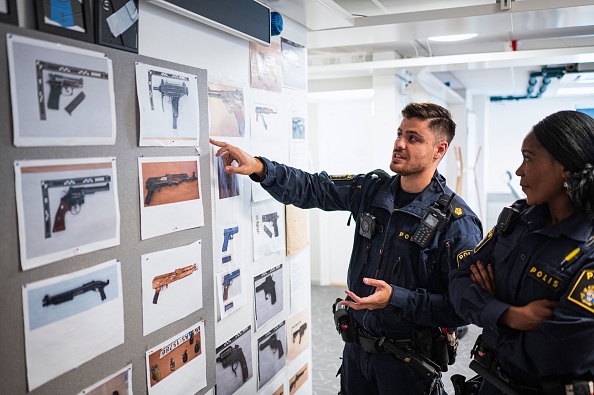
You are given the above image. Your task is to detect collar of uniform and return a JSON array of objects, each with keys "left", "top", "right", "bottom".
[
  {"left": 533, "top": 208, "right": 594, "bottom": 242},
  {"left": 369, "top": 172, "right": 447, "bottom": 215}
]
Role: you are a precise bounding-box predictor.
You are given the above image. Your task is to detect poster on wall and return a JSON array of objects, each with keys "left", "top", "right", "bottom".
[
  {"left": 286, "top": 308, "right": 310, "bottom": 362},
  {"left": 249, "top": 40, "right": 282, "bottom": 92},
  {"left": 215, "top": 223, "right": 243, "bottom": 268},
  {"left": 254, "top": 264, "right": 284, "bottom": 330},
  {"left": 135, "top": 62, "right": 201, "bottom": 146},
  {"left": 142, "top": 240, "right": 203, "bottom": 336},
  {"left": 281, "top": 38, "right": 306, "bottom": 91},
  {"left": 138, "top": 156, "right": 204, "bottom": 240},
  {"left": 22, "top": 260, "right": 124, "bottom": 391},
  {"left": 216, "top": 265, "right": 247, "bottom": 319},
  {"left": 14, "top": 157, "right": 120, "bottom": 270},
  {"left": 289, "top": 251, "right": 312, "bottom": 313},
  {"left": 215, "top": 326, "right": 254, "bottom": 395},
  {"left": 289, "top": 363, "right": 309, "bottom": 395},
  {"left": 207, "top": 81, "right": 246, "bottom": 138},
  {"left": 7, "top": 34, "right": 116, "bottom": 147},
  {"left": 257, "top": 321, "right": 287, "bottom": 390},
  {"left": 76, "top": 364, "right": 132, "bottom": 395},
  {"left": 0, "top": 0, "right": 18, "bottom": 25},
  {"left": 252, "top": 199, "right": 286, "bottom": 261},
  {"left": 146, "top": 321, "right": 206, "bottom": 395},
  {"left": 251, "top": 89, "right": 282, "bottom": 142}
]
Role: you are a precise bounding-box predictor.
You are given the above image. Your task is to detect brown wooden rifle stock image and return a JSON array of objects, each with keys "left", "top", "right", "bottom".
[{"left": 152, "top": 264, "right": 197, "bottom": 304}]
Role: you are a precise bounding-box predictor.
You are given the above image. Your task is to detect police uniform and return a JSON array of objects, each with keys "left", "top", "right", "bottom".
[
  {"left": 450, "top": 200, "right": 594, "bottom": 394},
  {"left": 252, "top": 157, "right": 483, "bottom": 394}
]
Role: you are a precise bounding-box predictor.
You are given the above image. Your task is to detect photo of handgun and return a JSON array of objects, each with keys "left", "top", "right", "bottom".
[
  {"left": 144, "top": 172, "right": 197, "bottom": 205},
  {"left": 255, "top": 106, "right": 277, "bottom": 130},
  {"left": 151, "top": 78, "right": 188, "bottom": 129},
  {"left": 47, "top": 73, "right": 84, "bottom": 112},
  {"left": 290, "top": 366, "right": 307, "bottom": 392},
  {"left": 256, "top": 275, "right": 276, "bottom": 304},
  {"left": 222, "top": 226, "right": 239, "bottom": 252},
  {"left": 262, "top": 212, "right": 280, "bottom": 238},
  {"left": 42, "top": 279, "right": 109, "bottom": 307},
  {"left": 216, "top": 344, "right": 248, "bottom": 382},
  {"left": 259, "top": 333, "right": 284, "bottom": 358},
  {"left": 152, "top": 264, "right": 197, "bottom": 304},
  {"left": 207, "top": 88, "right": 245, "bottom": 136},
  {"left": 292, "top": 323, "right": 307, "bottom": 344},
  {"left": 223, "top": 269, "right": 240, "bottom": 301}
]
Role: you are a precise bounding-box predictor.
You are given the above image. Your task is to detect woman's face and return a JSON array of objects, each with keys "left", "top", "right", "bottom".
[{"left": 515, "top": 132, "right": 567, "bottom": 207}]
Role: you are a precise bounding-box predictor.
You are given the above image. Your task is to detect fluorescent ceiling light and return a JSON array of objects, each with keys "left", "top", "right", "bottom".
[
  {"left": 557, "top": 87, "right": 594, "bottom": 95},
  {"left": 428, "top": 33, "right": 478, "bottom": 42}
]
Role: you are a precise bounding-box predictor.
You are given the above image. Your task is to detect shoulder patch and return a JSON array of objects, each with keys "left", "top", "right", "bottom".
[
  {"left": 474, "top": 227, "right": 495, "bottom": 253},
  {"left": 456, "top": 249, "right": 473, "bottom": 267},
  {"left": 568, "top": 270, "right": 594, "bottom": 314},
  {"left": 329, "top": 174, "right": 355, "bottom": 181}
]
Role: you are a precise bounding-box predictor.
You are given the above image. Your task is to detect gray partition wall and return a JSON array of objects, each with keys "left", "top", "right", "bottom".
[{"left": 0, "top": 24, "right": 215, "bottom": 395}]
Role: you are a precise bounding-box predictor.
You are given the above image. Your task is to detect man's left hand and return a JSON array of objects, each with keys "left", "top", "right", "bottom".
[{"left": 340, "top": 278, "right": 392, "bottom": 310}]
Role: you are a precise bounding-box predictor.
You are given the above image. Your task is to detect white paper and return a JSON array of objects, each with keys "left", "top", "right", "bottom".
[
  {"left": 251, "top": 89, "right": 283, "bottom": 142},
  {"left": 252, "top": 199, "right": 286, "bottom": 261},
  {"left": 23, "top": 260, "right": 124, "bottom": 391},
  {"left": 289, "top": 252, "right": 312, "bottom": 313},
  {"left": 286, "top": 307, "right": 311, "bottom": 363},
  {"left": 216, "top": 266, "right": 247, "bottom": 319},
  {"left": 215, "top": 326, "right": 254, "bottom": 395},
  {"left": 77, "top": 364, "right": 132, "bottom": 395},
  {"left": 281, "top": 38, "right": 306, "bottom": 91},
  {"left": 142, "top": 240, "right": 203, "bottom": 336},
  {"left": 254, "top": 264, "right": 284, "bottom": 330},
  {"left": 208, "top": 81, "right": 246, "bottom": 138},
  {"left": 257, "top": 321, "right": 287, "bottom": 389}
]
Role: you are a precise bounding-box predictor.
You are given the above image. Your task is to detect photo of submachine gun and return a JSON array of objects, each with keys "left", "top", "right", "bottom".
[
  {"left": 41, "top": 175, "right": 112, "bottom": 239},
  {"left": 256, "top": 275, "right": 277, "bottom": 304},
  {"left": 255, "top": 106, "right": 277, "bottom": 130},
  {"left": 290, "top": 367, "right": 307, "bottom": 391},
  {"left": 144, "top": 172, "right": 197, "bottom": 205},
  {"left": 42, "top": 279, "right": 110, "bottom": 307},
  {"left": 148, "top": 71, "right": 189, "bottom": 129},
  {"left": 222, "top": 226, "right": 239, "bottom": 252},
  {"left": 216, "top": 344, "right": 248, "bottom": 382},
  {"left": 222, "top": 269, "right": 240, "bottom": 301},
  {"left": 207, "top": 88, "right": 245, "bottom": 136},
  {"left": 262, "top": 211, "right": 280, "bottom": 238},
  {"left": 292, "top": 323, "right": 307, "bottom": 344},
  {"left": 36, "top": 60, "right": 109, "bottom": 120},
  {"left": 259, "top": 333, "right": 284, "bottom": 358},
  {"left": 152, "top": 264, "right": 197, "bottom": 304}
]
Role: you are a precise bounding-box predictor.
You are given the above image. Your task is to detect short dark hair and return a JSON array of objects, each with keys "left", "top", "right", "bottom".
[
  {"left": 533, "top": 110, "right": 594, "bottom": 219},
  {"left": 401, "top": 102, "right": 456, "bottom": 144}
]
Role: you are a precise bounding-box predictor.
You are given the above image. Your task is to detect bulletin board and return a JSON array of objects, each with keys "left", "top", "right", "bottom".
[{"left": 0, "top": 23, "right": 215, "bottom": 395}]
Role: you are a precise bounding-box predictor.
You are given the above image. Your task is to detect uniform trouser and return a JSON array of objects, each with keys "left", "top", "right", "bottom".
[{"left": 340, "top": 342, "right": 446, "bottom": 395}]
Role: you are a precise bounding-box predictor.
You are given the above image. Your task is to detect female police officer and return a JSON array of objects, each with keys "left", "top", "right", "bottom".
[{"left": 450, "top": 110, "right": 594, "bottom": 394}]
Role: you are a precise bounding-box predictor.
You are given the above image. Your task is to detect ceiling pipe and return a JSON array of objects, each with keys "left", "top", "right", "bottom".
[{"left": 490, "top": 66, "right": 567, "bottom": 101}]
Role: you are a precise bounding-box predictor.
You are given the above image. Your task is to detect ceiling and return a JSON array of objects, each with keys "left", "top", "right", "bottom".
[{"left": 266, "top": 0, "right": 594, "bottom": 99}]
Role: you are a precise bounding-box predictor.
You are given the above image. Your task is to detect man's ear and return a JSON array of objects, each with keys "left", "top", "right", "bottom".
[{"left": 434, "top": 141, "right": 449, "bottom": 160}]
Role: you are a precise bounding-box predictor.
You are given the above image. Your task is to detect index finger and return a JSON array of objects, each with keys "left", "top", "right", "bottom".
[{"left": 210, "top": 138, "right": 225, "bottom": 148}]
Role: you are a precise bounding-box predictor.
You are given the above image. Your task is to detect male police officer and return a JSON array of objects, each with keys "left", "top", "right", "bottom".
[{"left": 212, "top": 102, "right": 483, "bottom": 394}]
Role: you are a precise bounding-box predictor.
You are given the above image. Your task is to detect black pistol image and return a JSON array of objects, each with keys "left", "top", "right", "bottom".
[
  {"left": 262, "top": 212, "right": 280, "bottom": 238},
  {"left": 216, "top": 344, "right": 248, "bottom": 382},
  {"left": 222, "top": 226, "right": 239, "bottom": 252},
  {"left": 259, "top": 333, "right": 284, "bottom": 358},
  {"left": 153, "top": 79, "right": 188, "bottom": 129},
  {"left": 144, "top": 172, "right": 197, "bottom": 205},
  {"left": 292, "top": 323, "right": 308, "bottom": 344},
  {"left": 222, "top": 269, "right": 240, "bottom": 301},
  {"left": 207, "top": 88, "right": 245, "bottom": 136},
  {"left": 42, "top": 280, "right": 109, "bottom": 306},
  {"left": 53, "top": 182, "right": 110, "bottom": 234},
  {"left": 255, "top": 275, "right": 276, "bottom": 304},
  {"left": 47, "top": 73, "right": 84, "bottom": 111}
]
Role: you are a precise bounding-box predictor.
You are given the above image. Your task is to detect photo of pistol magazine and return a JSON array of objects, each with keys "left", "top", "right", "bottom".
[
  {"left": 207, "top": 81, "right": 246, "bottom": 138},
  {"left": 14, "top": 158, "right": 120, "bottom": 271},
  {"left": 254, "top": 264, "right": 284, "bottom": 330},
  {"left": 215, "top": 326, "right": 253, "bottom": 395},
  {"left": 135, "top": 62, "right": 202, "bottom": 146},
  {"left": 22, "top": 260, "right": 124, "bottom": 391},
  {"left": 257, "top": 321, "right": 287, "bottom": 389},
  {"left": 7, "top": 34, "right": 116, "bottom": 146}
]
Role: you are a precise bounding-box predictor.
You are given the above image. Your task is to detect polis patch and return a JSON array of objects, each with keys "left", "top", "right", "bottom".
[
  {"left": 527, "top": 266, "right": 561, "bottom": 290},
  {"left": 398, "top": 231, "right": 413, "bottom": 242},
  {"left": 456, "top": 250, "right": 472, "bottom": 267},
  {"left": 474, "top": 227, "right": 494, "bottom": 253},
  {"left": 330, "top": 174, "right": 355, "bottom": 181},
  {"left": 568, "top": 270, "right": 594, "bottom": 314}
]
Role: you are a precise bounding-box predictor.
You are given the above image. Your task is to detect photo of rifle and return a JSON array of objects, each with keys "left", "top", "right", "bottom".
[
  {"left": 222, "top": 226, "right": 239, "bottom": 252},
  {"left": 222, "top": 269, "right": 240, "bottom": 301},
  {"left": 207, "top": 88, "right": 245, "bottom": 136},
  {"left": 292, "top": 322, "right": 307, "bottom": 344},
  {"left": 216, "top": 344, "right": 248, "bottom": 382},
  {"left": 144, "top": 172, "right": 198, "bottom": 206},
  {"left": 152, "top": 264, "right": 197, "bottom": 304},
  {"left": 255, "top": 275, "right": 277, "bottom": 304},
  {"left": 41, "top": 175, "right": 112, "bottom": 238},
  {"left": 259, "top": 333, "right": 284, "bottom": 358},
  {"left": 42, "top": 279, "right": 109, "bottom": 307},
  {"left": 262, "top": 212, "right": 280, "bottom": 237},
  {"left": 148, "top": 70, "right": 189, "bottom": 129},
  {"left": 255, "top": 106, "right": 278, "bottom": 130},
  {"left": 290, "top": 366, "right": 307, "bottom": 392}
]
